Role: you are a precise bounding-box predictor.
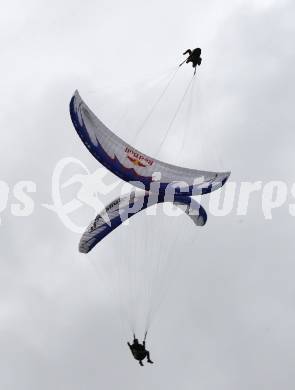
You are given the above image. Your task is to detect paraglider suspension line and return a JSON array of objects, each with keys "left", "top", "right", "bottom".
[
  {"left": 156, "top": 74, "right": 195, "bottom": 157},
  {"left": 134, "top": 67, "right": 179, "bottom": 142}
]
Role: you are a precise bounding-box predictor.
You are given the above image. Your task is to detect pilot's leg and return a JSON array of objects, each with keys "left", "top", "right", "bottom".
[{"left": 146, "top": 351, "right": 153, "bottom": 364}]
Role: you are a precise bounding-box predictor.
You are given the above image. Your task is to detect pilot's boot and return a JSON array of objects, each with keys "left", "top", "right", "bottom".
[{"left": 146, "top": 351, "right": 153, "bottom": 364}]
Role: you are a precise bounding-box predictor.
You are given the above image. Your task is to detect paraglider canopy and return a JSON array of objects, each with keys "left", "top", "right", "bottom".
[
  {"left": 70, "top": 91, "right": 230, "bottom": 197},
  {"left": 79, "top": 191, "right": 207, "bottom": 253}
]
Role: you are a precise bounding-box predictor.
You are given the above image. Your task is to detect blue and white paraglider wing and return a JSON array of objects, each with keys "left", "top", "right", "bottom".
[
  {"left": 79, "top": 191, "right": 207, "bottom": 253},
  {"left": 70, "top": 91, "right": 230, "bottom": 196}
]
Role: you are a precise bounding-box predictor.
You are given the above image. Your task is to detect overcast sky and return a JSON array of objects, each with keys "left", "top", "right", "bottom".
[{"left": 1, "top": 0, "right": 295, "bottom": 389}]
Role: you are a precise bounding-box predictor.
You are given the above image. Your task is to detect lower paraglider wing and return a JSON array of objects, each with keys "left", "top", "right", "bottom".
[
  {"left": 70, "top": 91, "right": 230, "bottom": 196},
  {"left": 79, "top": 192, "right": 207, "bottom": 253}
]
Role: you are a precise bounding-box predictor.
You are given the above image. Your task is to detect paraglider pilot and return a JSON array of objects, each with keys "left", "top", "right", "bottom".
[
  {"left": 128, "top": 335, "right": 154, "bottom": 366},
  {"left": 180, "top": 48, "right": 202, "bottom": 74}
]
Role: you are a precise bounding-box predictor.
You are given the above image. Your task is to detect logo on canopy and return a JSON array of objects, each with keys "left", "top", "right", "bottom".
[{"left": 125, "top": 147, "right": 154, "bottom": 168}]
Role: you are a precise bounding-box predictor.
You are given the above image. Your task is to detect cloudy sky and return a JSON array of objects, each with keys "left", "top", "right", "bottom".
[{"left": 1, "top": 0, "right": 295, "bottom": 389}]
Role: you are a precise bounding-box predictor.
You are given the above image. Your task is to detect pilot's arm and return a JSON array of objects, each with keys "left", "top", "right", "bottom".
[{"left": 183, "top": 49, "right": 192, "bottom": 56}]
